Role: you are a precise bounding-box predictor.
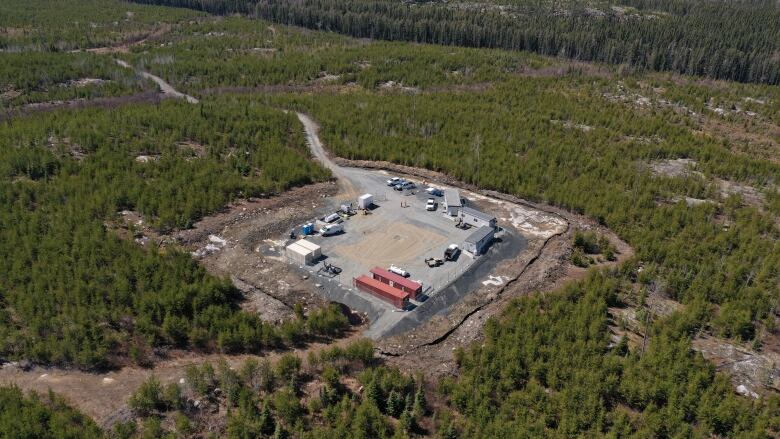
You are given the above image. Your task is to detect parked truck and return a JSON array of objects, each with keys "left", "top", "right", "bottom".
[{"left": 444, "top": 244, "right": 460, "bottom": 261}]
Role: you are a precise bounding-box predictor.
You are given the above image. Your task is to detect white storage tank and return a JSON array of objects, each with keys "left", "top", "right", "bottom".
[
  {"left": 358, "top": 194, "right": 373, "bottom": 209},
  {"left": 388, "top": 265, "right": 410, "bottom": 278}
]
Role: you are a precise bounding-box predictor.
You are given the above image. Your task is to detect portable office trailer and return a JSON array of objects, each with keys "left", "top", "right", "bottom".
[
  {"left": 354, "top": 275, "right": 409, "bottom": 309},
  {"left": 370, "top": 267, "right": 422, "bottom": 300},
  {"left": 443, "top": 189, "right": 462, "bottom": 216},
  {"left": 458, "top": 206, "right": 497, "bottom": 229},
  {"left": 285, "top": 240, "right": 321, "bottom": 265},
  {"left": 464, "top": 226, "right": 495, "bottom": 256},
  {"left": 358, "top": 194, "right": 373, "bottom": 209}
]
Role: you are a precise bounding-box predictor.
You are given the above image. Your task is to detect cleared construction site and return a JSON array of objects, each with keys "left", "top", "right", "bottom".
[{"left": 277, "top": 164, "right": 523, "bottom": 337}]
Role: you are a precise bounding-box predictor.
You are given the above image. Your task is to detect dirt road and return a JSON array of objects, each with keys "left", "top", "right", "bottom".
[
  {"left": 297, "top": 112, "right": 359, "bottom": 200},
  {"left": 115, "top": 59, "right": 199, "bottom": 104}
]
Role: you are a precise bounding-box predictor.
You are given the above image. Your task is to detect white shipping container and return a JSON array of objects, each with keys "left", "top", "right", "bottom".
[
  {"left": 286, "top": 241, "right": 317, "bottom": 265},
  {"left": 358, "top": 194, "right": 373, "bottom": 209},
  {"left": 295, "top": 239, "right": 321, "bottom": 259}
]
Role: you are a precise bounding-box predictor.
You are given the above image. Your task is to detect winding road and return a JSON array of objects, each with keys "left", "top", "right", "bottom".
[
  {"left": 115, "top": 59, "right": 199, "bottom": 104},
  {"left": 296, "top": 112, "right": 361, "bottom": 200}
]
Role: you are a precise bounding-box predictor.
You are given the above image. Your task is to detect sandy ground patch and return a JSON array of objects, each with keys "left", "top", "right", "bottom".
[{"left": 334, "top": 221, "right": 448, "bottom": 268}]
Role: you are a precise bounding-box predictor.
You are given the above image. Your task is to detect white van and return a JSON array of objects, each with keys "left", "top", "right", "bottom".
[{"left": 320, "top": 223, "right": 344, "bottom": 236}]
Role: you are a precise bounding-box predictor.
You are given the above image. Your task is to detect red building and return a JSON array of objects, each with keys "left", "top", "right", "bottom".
[
  {"left": 353, "top": 275, "right": 409, "bottom": 309},
  {"left": 369, "top": 267, "right": 422, "bottom": 300}
]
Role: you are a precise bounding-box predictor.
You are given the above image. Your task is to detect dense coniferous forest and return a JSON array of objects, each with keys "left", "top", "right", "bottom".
[
  {"left": 444, "top": 272, "right": 780, "bottom": 437},
  {"left": 0, "top": 0, "right": 203, "bottom": 51},
  {"left": 132, "top": 0, "right": 780, "bottom": 85},
  {"left": 0, "top": 99, "right": 332, "bottom": 368},
  {"left": 0, "top": 387, "right": 102, "bottom": 438},
  {"left": 2, "top": 0, "right": 780, "bottom": 437},
  {"left": 120, "top": 16, "right": 550, "bottom": 94},
  {"left": 0, "top": 52, "right": 152, "bottom": 109}
]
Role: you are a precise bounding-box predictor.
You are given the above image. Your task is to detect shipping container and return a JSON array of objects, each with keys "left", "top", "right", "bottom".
[
  {"left": 369, "top": 267, "right": 422, "bottom": 300},
  {"left": 285, "top": 240, "right": 321, "bottom": 265},
  {"left": 353, "top": 275, "right": 409, "bottom": 309},
  {"left": 358, "top": 194, "right": 373, "bottom": 209}
]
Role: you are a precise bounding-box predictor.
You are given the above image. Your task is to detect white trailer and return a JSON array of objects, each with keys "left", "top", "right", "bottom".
[
  {"left": 464, "top": 226, "right": 495, "bottom": 256},
  {"left": 458, "top": 206, "right": 497, "bottom": 229},
  {"left": 358, "top": 194, "right": 373, "bottom": 209},
  {"left": 323, "top": 213, "right": 341, "bottom": 223},
  {"left": 443, "top": 189, "right": 462, "bottom": 216}
]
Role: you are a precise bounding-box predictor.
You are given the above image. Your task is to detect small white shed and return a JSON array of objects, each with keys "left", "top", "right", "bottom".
[
  {"left": 285, "top": 239, "right": 321, "bottom": 265},
  {"left": 358, "top": 194, "right": 373, "bottom": 209}
]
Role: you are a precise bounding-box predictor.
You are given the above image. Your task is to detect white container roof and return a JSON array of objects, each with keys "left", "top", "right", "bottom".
[
  {"left": 286, "top": 241, "right": 313, "bottom": 256},
  {"left": 296, "top": 239, "right": 321, "bottom": 252}
]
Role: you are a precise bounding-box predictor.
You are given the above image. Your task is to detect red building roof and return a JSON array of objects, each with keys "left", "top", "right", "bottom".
[
  {"left": 355, "top": 275, "right": 409, "bottom": 300},
  {"left": 369, "top": 267, "right": 422, "bottom": 292}
]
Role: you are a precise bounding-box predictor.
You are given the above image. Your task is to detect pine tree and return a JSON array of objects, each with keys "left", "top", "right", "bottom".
[
  {"left": 272, "top": 423, "right": 289, "bottom": 439},
  {"left": 365, "top": 380, "right": 383, "bottom": 411},
  {"left": 259, "top": 404, "right": 276, "bottom": 435},
  {"left": 412, "top": 387, "right": 427, "bottom": 417},
  {"left": 386, "top": 390, "right": 402, "bottom": 418},
  {"left": 443, "top": 422, "right": 458, "bottom": 439},
  {"left": 399, "top": 409, "right": 416, "bottom": 433}
]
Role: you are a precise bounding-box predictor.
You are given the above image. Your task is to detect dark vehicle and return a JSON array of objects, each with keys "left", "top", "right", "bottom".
[
  {"left": 425, "top": 257, "right": 443, "bottom": 267},
  {"left": 322, "top": 262, "right": 342, "bottom": 275},
  {"left": 444, "top": 244, "right": 460, "bottom": 261}
]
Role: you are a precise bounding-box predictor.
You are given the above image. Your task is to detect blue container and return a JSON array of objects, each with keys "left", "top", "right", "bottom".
[{"left": 302, "top": 223, "right": 314, "bottom": 235}]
